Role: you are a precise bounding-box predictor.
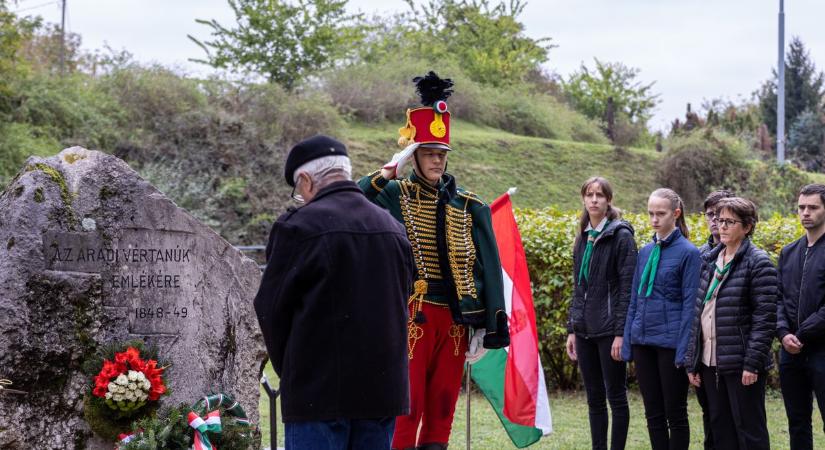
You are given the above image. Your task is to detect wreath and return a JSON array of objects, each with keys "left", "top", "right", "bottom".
[
  {"left": 82, "top": 340, "right": 169, "bottom": 440},
  {"left": 117, "top": 393, "right": 259, "bottom": 450}
]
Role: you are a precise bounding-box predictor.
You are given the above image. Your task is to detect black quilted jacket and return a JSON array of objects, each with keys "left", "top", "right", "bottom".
[
  {"left": 567, "top": 220, "right": 638, "bottom": 338},
  {"left": 685, "top": 239, "right": 778, "bottom": 375}
]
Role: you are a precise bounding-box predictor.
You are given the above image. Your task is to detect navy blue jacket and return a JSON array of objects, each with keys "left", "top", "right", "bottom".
[{"left": 621, "top": 228, "right": 701, "bottom": 367}]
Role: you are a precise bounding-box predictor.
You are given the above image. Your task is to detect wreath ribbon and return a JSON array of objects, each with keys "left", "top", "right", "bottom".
[{"left": 188, "top": 410, "right": 222, "bottom": 450}]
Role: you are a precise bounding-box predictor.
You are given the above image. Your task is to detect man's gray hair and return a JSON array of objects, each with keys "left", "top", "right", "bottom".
[{"left": 293, "top": 155, "right": 352, "bottom": 186}]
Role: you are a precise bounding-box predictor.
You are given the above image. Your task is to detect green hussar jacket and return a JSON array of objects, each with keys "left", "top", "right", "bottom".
[{"left": 358, "top": 170, "right": 510, "bottom": 349}]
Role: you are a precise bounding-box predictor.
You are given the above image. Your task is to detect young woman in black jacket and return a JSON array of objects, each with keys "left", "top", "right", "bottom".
[
  {"left": 685, "top": 197, "right": 777, "bottom": 450},
  {"left": 566, "top": 177, "right": 638, "bottom": 450}
]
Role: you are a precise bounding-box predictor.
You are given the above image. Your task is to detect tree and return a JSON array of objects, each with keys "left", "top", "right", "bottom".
[
  {"left": 0, "top": 2, "right": 39, "bottom": 117},
  {"left": 401, "top": 0, "right": 553, "bottom": 87},
  {"left": 788, "top": 109, "right": 825, "bottom": 172},
  {"left": 758, "top": 37, "right": 825, "bottom": 136},
  {"left": 563, "top": 59, "right": 659, "bottom": 126},
  {"left": 189, "top": 0, "right": 363, "bottom": 91}
]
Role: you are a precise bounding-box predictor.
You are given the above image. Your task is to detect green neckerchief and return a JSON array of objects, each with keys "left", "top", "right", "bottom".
[
  {"left": 637, "top": 241, "right": 662, "bottom": 297},
  {"left": 704, "top": 260, "right": 732, "bottom": 303},
  {"left": 578, "top": 221, "right": 609, "bottom": 284}
]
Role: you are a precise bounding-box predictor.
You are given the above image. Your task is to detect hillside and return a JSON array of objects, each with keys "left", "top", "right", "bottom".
[{"left": 344, "top": 120, "right": 663, "bottom": 212}]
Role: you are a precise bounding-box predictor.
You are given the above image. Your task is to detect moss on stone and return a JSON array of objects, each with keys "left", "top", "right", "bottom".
[
  {"left": 7, "top": 237, "right": 14, "bottom": 250},
  {"left": 63, "top": 153, "right": 86, "bottom": 164},
  {"left": 99, "top": 185, "right": 117, "bottom": 201},
  {"left": 26, "top": 163, "right": 72, "bottom": 206},
  {"left": 33, "top": 187, "right": 44, "bottom": 203},
  {"left": 27, "top": 163, "right": 77, "bottom": 229}
]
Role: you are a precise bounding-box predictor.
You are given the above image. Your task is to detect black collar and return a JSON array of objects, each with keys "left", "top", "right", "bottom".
[
  {"left": 306, "top": 180, "right": 361, "bottom": 204},
  {"left": 410, "top": 171, "right": 457, "bottom": 201}
]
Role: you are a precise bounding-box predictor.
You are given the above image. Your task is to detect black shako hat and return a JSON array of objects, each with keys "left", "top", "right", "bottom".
[{"left": 284, "top": 135, "right": 349, "bottom": 187}]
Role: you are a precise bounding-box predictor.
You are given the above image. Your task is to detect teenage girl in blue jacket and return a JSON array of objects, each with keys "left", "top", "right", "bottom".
[{"left": 621, "top": 188, "right": 701, "bottom": 450}]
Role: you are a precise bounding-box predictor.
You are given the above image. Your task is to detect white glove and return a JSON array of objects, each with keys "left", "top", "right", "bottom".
[
  {"left": 382, "top": 142, "right": 419, "bottom": 178},
  {"left": 465, "top": 328, "right": 487, "bottom": 364}
]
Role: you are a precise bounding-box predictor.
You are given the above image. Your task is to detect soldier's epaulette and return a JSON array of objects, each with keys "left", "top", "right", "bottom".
[{"left": 457, "top": 190, "right": 485, "bottom": 205}]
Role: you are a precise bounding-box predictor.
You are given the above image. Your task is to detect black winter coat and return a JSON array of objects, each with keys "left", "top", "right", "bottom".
[
  {"left": 567, "top": 220, "right": 638, "bottom": 337},
  {"left": 776, "top": 235, "right": 825, "bottom": 349},
  {"left": 254, "top": 181, "right": 415, "bottom": 421},
  {"left": 686, "top": 239, "right": 778, "bottom": 375}
]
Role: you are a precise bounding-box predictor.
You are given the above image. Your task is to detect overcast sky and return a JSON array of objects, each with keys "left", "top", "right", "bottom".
[{"left": 14, "top": 0, "right": 825, "bottom": 131}]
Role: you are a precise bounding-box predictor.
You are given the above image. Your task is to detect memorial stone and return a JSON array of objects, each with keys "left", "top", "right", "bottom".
[{"left": 0, "top": 147, "right": 266, "bottom": 449}]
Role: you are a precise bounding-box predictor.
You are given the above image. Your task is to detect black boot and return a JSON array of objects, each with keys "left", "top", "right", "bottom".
[{"left": 417, "top": 444, "right": 448, "bottom": 450}]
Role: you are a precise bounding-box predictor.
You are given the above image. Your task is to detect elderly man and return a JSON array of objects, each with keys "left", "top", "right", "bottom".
[
  {"left": 359, "top": 72, "right": 510, "bottom": 450},
  {"left": 254, "top": 135, "right": 415, "bottom": 449}
]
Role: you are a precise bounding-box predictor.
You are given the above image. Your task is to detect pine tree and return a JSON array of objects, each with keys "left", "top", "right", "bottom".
[{"left": 758, "top": 37, "right": 825, "bottom": 136}]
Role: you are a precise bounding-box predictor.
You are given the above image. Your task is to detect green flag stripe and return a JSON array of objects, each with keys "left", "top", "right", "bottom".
[{"left": 470, "top": 348, "right": 543, "bottom": 448}]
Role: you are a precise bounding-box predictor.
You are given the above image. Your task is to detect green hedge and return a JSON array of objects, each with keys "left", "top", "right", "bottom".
[{"left": 516, "top": 208, "right": 804, "bottom": 390}]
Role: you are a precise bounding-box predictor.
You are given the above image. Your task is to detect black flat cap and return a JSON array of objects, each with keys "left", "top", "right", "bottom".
[{"left": 284, "top": 135, "right": 349, "bottom": 187}]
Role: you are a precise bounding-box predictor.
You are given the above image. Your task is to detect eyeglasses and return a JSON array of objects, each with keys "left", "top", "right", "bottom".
[
  {"left": 702, "top": 211, "right": 717, "bottom": 220},
  {"left": 290, "top": 184, "right": 304, "bottom": 204},
  {"left": 717, "top": 218, "right": 743, "bottom": 228}
]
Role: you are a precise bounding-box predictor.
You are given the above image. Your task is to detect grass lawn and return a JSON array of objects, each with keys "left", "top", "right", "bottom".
[{"left": 259, "top": 362, "right": 824, "bottom": 449}]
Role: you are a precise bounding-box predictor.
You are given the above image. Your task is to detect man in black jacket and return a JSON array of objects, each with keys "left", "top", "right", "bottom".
[
  {"left": 777, "top": 183, "right": 825, "bottom": 450},
  {"left": 254, "top": 135, "right": 415, "bottom": 449}
]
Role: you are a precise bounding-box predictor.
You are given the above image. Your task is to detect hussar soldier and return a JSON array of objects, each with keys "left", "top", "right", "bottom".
[{"left": 358, "top": 72, "right": 510, "bottom": 450}]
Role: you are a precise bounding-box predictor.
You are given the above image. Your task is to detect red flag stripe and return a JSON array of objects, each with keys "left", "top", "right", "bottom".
[{"left": 490, "top": 193, "right": 541, "bottom": 426}]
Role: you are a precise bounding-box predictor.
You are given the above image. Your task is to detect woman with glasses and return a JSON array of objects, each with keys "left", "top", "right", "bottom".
[
  {"left": 685, "top": 197, "right": 777, "bottom": 450},
  {"left": 566, "top": 177, "right": 637, "bottom": 450},
  {"left": 622, "top": 188, "right": 701, "bottom": 450}
]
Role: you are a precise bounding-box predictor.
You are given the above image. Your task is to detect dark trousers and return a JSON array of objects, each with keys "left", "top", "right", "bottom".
[
  {"left": 779, "top": 347, "right": 825, "bottom": 450},
  {"left": 694, "top": 384, "right": 715, "bottom": 449},
  {"left": 700, "top": 364, "right": 769, "bottom": 450},
  {"left": 285, "top": 417, "right": 395, "bottom": 450},
  {"left": 577, "top": 335, "right": 629, "bottom": 450},
  {"left": 632, "top": 345, "right": 689, "bottom": 450}
]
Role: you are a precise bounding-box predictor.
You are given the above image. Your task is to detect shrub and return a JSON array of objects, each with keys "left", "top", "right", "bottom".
[
  {"left": 322, "top": 57, "right": 607, "bottom": 143},
  {"left": 657, "top": 130, "right": 751, "bottom": 211},
  {"left": 517, "top": 208, "right": 803, "bottom": 390},
  {"left": 0, "top": 121, "right": 59, "bottom": 182}
]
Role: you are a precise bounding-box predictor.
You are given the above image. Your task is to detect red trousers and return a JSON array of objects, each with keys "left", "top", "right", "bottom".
[{"left": 392, "top": 302, "right": 468, "bottom": 448}]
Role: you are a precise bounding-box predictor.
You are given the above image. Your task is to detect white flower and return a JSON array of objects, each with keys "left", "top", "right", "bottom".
[
  {"left": 127, "top": 383, "right": 137, "bottom": 391},
  {"left": 142, "top": 381, "right": 151, "bottom": 391},
  {"left": 108, "top": 382, "right": 117, "bottom": 393},
  {"left": 136, "top": 372, "right": 147, "bottom": 382},
  {"left": 139, "top": 392, "right": 148, "bottom": 401},
  {"left": 105, "top": 392, "right": 112, "bottom": 400},
  {"left": 127, "top": 371, "right": 138, "bottom": 382},
  {"left": 125, "top": 392, "right": 136, "bottom": 402},
  {"left": 115, "top": 374, "right": 128, "bottom": 386},
  {"left": 113, "top": 394, "right": 123, "bottom": 402}
]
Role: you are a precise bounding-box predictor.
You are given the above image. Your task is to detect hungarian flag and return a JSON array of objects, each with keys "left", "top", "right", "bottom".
[{"left": 471, "top": 189, "right": 552, "bottom": 448}]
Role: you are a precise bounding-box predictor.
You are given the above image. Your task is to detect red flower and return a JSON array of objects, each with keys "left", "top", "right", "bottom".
[
  {"left": 141, "top": 360, "right": 167, "bottom": 401},
  {"left": 100, "top": 360, "right": 122, "bottom": 379}
]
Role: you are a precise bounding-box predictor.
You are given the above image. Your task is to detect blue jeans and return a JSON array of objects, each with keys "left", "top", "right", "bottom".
[
  {"left": 284, "top": 417, "right": 395, "bottom": 450},
  {"left": 779, "top": 347, "right": 825, "bottom": 450}
]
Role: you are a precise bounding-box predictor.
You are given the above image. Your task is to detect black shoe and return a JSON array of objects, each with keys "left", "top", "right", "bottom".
[{"left": 417, "top": 444, "right": 448, "bottom": 450}]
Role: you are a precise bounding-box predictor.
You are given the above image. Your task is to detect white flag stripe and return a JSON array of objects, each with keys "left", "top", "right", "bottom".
[
  {"left": 501, "top": 268, "right": 514, "bottom": 316},
  {"left": 535, "top": 354, "right": 553, "bottom": 434}
]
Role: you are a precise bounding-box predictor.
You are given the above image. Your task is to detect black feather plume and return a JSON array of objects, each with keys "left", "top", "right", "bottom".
[{"left": 413, "top": 71, "right": 454, "bottom": 107}]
